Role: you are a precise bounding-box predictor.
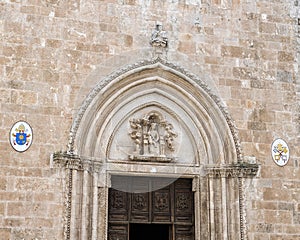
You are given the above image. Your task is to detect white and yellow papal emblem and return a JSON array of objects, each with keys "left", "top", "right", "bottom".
[{"left": 271, "top": 138, "right": 289, "bottom": 167}]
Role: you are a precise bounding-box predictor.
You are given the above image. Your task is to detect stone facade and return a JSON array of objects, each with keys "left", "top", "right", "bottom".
[{"left": 1, "top": 0, "right": 300, "bottom": 239}]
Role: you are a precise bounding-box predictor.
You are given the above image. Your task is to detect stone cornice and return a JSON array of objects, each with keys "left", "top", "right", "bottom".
[
  {"left": 52, "top": 152, "right": 102, "bottom": 172},
  {"left": 205, "top": 163, "right": 259, "bottom": 178}
]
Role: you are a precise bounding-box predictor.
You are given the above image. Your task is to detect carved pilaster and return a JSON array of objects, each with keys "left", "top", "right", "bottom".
[
  {"left": 51, "top": 152, "right": 103, "bottom": 240},
  {"left": 206, "top": 162, "right": 258, "bottom": 239},
  {"left": 52, "top": 152, "right": 81, "bottom": 170},
  {"left": 239, "top": 177, "right": 247, "bottom": 240},
  {"left": 64, "top": 168, "right": 72, "bottom": 240}
]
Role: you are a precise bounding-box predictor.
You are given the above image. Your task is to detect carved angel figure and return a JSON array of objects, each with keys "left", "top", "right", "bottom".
[
  {"left": 164, "top": 123, "right": 177, "bottom": 151},
  {"left": 129, "top": 119, "right": 142, "bottom": 154}
]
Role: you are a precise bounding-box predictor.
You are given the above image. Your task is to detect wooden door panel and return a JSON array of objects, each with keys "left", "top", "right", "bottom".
[
  {"left": 174, "top": 190, "right": 193, "bottom": 223},
  {"left": 174, "top": 179, "right": 194, "bottom": 224},
  {"left": 152, "top": 189, "right": 171, "bottom": 222},
  {"left": 130, "top": 177, "right": 150, "bottom": 222},
  {"left": 109, "top": 189, "right": 128, "bottom": 222},
  {"left": 130, "top": 192, "right": 150, "bottom": 222},
  {"left": 174, "top": 225, "right": 194, "bottom": 240},
  {"left": 108, "top": 176, "right": 194, "bottom": 240},
  {"left": 108, "top": 223, "right": 128, "bottom": 240}
]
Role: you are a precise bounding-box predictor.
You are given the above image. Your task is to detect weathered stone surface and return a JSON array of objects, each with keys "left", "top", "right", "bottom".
[{"left": 1, "top": 0, "right": 300, "bottom": 239}]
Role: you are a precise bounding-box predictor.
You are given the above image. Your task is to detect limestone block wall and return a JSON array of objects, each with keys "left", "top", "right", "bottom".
[{"left": 0, "top": 0, "right": 299, "bottom": 239}]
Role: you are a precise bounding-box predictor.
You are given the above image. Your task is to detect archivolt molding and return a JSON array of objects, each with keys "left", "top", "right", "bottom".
[
  {"left": 52, "top": 57, "right": 259, "bottom": 240},
  {"left": 67, "top": 57, "right": 242, "bottom": 163}
]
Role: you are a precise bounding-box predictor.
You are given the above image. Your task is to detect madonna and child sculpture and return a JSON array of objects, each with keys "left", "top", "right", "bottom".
[{"left": 129, "top": 112, "right": 177, "bottom": 162}]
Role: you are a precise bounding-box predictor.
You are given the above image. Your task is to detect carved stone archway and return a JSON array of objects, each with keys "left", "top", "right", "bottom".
[{"left": 52, "top": 58, "right": 258, "bottom": 240}]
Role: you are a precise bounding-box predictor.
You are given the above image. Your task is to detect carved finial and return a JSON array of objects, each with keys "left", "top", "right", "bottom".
[{"left": 150, "top": 22, "right": 168, "bottom": 48}]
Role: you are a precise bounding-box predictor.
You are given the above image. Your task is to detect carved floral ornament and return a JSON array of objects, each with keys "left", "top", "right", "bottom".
[{"left": 129, "top": 111, "right": 177, "bottom": 162}]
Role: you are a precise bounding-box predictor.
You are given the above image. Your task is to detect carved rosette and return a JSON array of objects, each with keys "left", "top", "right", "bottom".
[
  {"left": 154, "top": 192, "right": 169, "bottom": 211},
  {"left": 176, "top": 193, "right": 190, "bottom": 211},
  {"left": 110, "top": 191, "right": 126, "bottom": 209},
  {"left": 129, "top": 111, "right": 177, "bottom": 162},
  {"left": 132, "top": 194, "right": 147, "bottom": 211}
]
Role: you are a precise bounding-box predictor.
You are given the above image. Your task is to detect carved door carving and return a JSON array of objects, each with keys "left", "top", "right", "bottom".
[{"left": 108, "top": 176, "right": 194, "bottom": 240}]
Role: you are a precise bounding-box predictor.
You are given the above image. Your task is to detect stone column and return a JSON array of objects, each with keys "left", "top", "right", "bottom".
[
  {"left": 70, "top": 168, "right": 78, "bottom": 239},
  {"left": 208, "top": 175, "right": 215, "bottom": 240},
  {"left": 52, "top": 153, "right": 104, "bottom": 240},
  {"left": 81, "top": 161, "right": 91, "bottom": 240},
  {"left": 205, "top": 163, "right": 259, "bottom": 239},
  {"left": 97, "top": 166, "right": 109, "bottom": 240},
  {"left": 221, "top": 174, "right": 228, "bottom": 240},
  {"left": 192, "top": 176, "right": 201, "bottom": 240},
  {"left": 91, "top": 162, "right": 101, "bottom": 240}
]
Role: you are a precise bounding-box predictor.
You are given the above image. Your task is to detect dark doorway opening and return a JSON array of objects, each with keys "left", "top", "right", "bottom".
[{"left": 130, "top": 223, "right": 170, "bottom": 240}]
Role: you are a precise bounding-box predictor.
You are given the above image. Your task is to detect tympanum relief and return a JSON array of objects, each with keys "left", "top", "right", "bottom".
[
  {"left": 107, "top": 107, "right": 198, "bottom": 165},
  {"left": 129, "top": 111, "right": 177, "bottom": 162}
]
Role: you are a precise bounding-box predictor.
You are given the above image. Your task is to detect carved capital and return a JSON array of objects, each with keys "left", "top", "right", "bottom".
[
  {"left": 93, "top": 161, "right": 102, "bottom": 173},
  {"left": 205, "top": 162, "right": 259, "bottom": 178},
  {"left": 52, "top": 152, "right": 102, "bottom": 172}
]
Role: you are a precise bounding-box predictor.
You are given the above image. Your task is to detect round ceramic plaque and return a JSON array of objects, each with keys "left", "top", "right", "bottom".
[
  {"left": 9, "top": 121, "right": 33, "bottom": 152},
  {"left": 271, "top": 138, "right": 289, "bottom": 167}
]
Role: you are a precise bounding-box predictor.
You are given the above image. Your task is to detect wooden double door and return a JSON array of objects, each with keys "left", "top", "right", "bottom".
[{"left": 108, "top": 176, "right": 194, "bottom": 240}]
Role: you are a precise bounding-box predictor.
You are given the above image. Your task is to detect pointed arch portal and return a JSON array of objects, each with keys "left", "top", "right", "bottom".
[{"left": 52, "top": 58, "right": 258, "bottom": 240}]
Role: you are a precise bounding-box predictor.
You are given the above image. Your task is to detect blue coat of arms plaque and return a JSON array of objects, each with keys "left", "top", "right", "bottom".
[{"left": 9, "top": 121, "right": 33, "bottom": 152}]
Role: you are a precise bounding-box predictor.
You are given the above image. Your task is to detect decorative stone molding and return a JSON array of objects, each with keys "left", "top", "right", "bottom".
[
  {"left": 63, "top": 168, "right": 72, "bottom": 240},
  {"left": 239, "top": 177, "right": 247, "bottom": 240},
  {"left": 52, "top": 152, "right": 103, "bottom": 240},
  {"left": 205, "top": 163, "right": 258, "bottom": 240},
  {"left": 53, "top": 56, "right": 259, "bottom": 240},
  {"left": 52, "top": 151, "right": 102, "bottom": 172},
  {"left": 205, "top": 162, "right": 259, "bottom": 178},
  {"left": 67, "top": 58, "right": 242, "bottom": 163}
]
